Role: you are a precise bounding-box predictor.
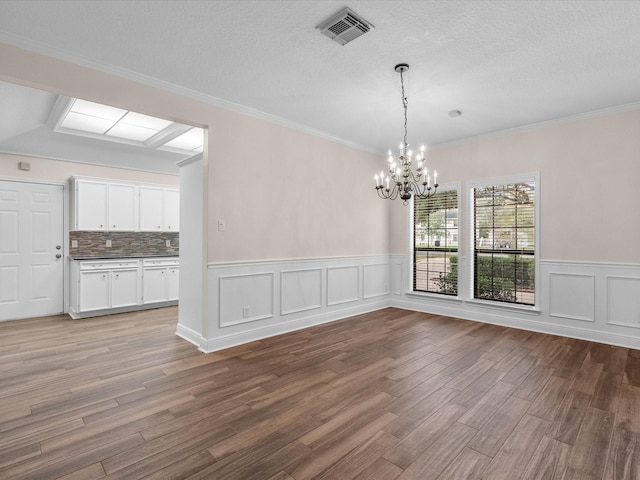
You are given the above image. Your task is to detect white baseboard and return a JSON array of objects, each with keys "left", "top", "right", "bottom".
[{"left": 183, "top": 255, "right": 640, "bottom": 353}]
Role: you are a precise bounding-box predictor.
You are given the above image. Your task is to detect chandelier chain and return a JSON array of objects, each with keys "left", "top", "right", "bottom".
[{"left": 401, "top": 68, "right": 408, "bottom": 150}]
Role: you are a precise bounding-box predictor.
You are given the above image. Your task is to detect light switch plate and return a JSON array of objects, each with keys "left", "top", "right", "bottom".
[
  {"left": 106, "top": 239, "right": 112, "bottom": 247},
  {"left": 166, "top": 240, "right": 171, "bottom": 247},
  {"left": 71, "top": 240, "right": 78, "bottom": 248}
]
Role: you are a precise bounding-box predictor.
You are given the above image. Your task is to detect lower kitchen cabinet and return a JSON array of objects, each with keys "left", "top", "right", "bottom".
[
  {"left": 142, "top": 258, "right": 180, "bottom": 304},
  {"left": 79, "top": 270, "right": 110, "bottom": 312},
  {"left": 69, "top": 257, "right": 179, "bottom": 318},
  {"left": 111, "top": 268, "right": 139, "bottom": 308}
]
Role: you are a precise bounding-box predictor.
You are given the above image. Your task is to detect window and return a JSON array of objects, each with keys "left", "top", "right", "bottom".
[
  {"left": 472, "top": 179, "right": 536, "bottom": 305},
  {"left": 413, "top": 189, "right": 458, "bottom": 295}
]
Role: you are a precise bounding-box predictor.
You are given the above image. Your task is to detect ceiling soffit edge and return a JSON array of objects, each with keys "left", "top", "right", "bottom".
[
  {"left": 2, "top": 31, "right": 640, "bottom": 158},
  {"left": 0, "top": 32, "right": 379, "bottom": 156}
]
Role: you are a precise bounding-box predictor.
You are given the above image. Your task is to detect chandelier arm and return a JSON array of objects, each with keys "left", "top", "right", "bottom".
[{"left": 373, "top": 63, "right": 441, "bottom": 204}]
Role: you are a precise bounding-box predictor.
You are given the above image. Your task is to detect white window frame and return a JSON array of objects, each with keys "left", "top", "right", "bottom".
[
  {"left": 466, "top": 172, "right": 540, "bottom": 312},
  {"left": 409, "top": 182, "right": 462, "bottom": 300}
]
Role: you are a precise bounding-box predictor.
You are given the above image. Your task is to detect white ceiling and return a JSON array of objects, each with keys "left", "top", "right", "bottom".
[{"left": 1, "top": 0, "right": 640, "bottom": 157}]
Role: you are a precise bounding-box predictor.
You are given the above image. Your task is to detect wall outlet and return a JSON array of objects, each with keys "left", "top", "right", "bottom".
[
  {"left": 106, "top": 239, "right": 112, "bottom": 247},
  {"left": 166, "top": 239, "right": 171, "bottom": 247},
  {"left": 242, "top": 306, "right": 250, "bottom": 318},
  {"left": 71, "top": 240, "right": 78, "bottom": 248}
]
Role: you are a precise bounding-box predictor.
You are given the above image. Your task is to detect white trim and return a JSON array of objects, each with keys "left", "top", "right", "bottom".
[
  {"left": 280, "top": 268, "right": 323, "bottom": 315},
  {"left": 0, "top": 176, "right": 66, "bottom": 187},
  {"left": 467, "top": 173, "right": 540, "bottom": 310},
  {"left": 548, "top": 272, "right": 595, "bottom": 323},
  {"left": 326, "top": 265, "right": 360, "bottom": 306},
  {"left": 431, "top": 101, "right": 640, "bottom": 150},
  {"left": 606, "top": 275, "right": 640, "bottom": 330},
  {"left": 208, "top": 254, "right": 389, "bottom": 268},
  {"left": 542, "top": 259, "right": 640, "bottom": 269},
  {"left": 218, "top": 272, "right": 275, "bottom": 327},
  {"left": 0, "top": 151, "right": 180, "bottom": 176},
  {"left": 201, "top": 300, "right": 389, "bottom": 354},
  {"left": 409, "top": 181, "right": 461, "bottom": 296},
  {"left": 3, "top": 33, "right": 640, "bottom": 156},
  {"left": 391, "top": 296, "right": 639, "bottom": 350},
  {"left": 175, "top": 323, "right": 205, "bottom": 350},
  {"left": 68, "top": 300, "right": 178, "bottom": 319},
  {"left": 175, "top": 152, "right": 204, "bottom": 168},
  {"left": 0, "top": 33, "right": 377, "bottom": 156}
]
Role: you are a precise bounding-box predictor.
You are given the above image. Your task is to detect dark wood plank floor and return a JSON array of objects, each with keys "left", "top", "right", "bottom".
[{"left": 0, "top": 307, "right": 638, "bottom": 479}]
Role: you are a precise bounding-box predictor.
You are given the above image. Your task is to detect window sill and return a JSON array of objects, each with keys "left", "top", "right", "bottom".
[
  {"left": 464, "top": 298, "right": 541, "bottom": 314},
  {"left": 405, "top": 291, "right": 463, "bottom": 303}
]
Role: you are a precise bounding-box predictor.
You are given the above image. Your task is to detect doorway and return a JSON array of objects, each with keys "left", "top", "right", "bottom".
[{"left": 0, "top": 180, "right": 64, "bottom": 321}]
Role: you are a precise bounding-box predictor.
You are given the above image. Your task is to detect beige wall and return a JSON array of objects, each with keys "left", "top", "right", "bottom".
[
  {"left": 390, "top": 108, "right": 640, "bottom": 263},
  {"left": 207, "top": 111, "right": 387, "bottom": 261},
  {"left": 0, "top": 153, "right": 179, "bottom": 185},
  {"left": 0, "top": 42, "right": 388, "bottom": 263}
]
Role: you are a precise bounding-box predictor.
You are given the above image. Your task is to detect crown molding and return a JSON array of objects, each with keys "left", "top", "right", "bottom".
[
  {"left": 0, "top": 33, "right": 379, "bottom": 156},
  {"left": 431, "top": 101, "right": 640, "bottom": 151}
]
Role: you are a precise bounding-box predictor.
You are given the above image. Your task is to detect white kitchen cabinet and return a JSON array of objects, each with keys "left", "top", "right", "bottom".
[
  {"left": 75, "top": 180, "right": 108, "bottom": 230},
  {"left": 164, "top": 189, "right": 180, "bottom": 231},
  {"left": 107, "top": 184, "right": 136, "bottom": 231},
  {"left": 71, "top": 177, "right": 178, "bottom": 232},
  {"left": 139, "top": 186, "right": 164, "bottom": 231},
  {"left": 69, "top": 257, "right": 178, "bottom": 318},
  {"left": 142, "top": 258, "right": 180, "bottom": 304},
  {"left": 79, "top": 270, "right": 110, "bottom": 311},
  {"left": 168, "top": 267, "right": 180, "bottom": 301},
  {"left": 142, "top": 267, "right": 168, "bottom": 304},
  {"left": 110, "top": 268, "right": 139, "bottom": 308},
  {"left": 73, "top": 179, "right": 137, "bottom": 231},
  {"left": 139, "top": 186, "right": 179, "bottom": 232}
]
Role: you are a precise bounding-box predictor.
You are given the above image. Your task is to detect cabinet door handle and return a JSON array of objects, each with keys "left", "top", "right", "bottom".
[{"left": 102, "top": 274, "right": 106, "bottom": 278}]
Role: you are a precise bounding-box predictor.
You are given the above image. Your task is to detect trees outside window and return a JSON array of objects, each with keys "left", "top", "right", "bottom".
[
  {"left": 413, "top": 190, "right": 458, "bottom": 296},
  {"left": 472, "top": 181, "right": 536, "bottom": 305}
]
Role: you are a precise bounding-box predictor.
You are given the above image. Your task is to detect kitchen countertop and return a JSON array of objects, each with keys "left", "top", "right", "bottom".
[{"left": 69, "top": 254, "right": 179, "bottom": 260}]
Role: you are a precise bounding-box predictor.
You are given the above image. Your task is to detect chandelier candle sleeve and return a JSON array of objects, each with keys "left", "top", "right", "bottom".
[{"left": 374, "top": 63, "right": 439, "bottom": 205}]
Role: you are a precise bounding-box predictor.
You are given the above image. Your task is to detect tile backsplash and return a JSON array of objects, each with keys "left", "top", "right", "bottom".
[{"left": 70, "top": 231, "right": 179, "bottom": 257}]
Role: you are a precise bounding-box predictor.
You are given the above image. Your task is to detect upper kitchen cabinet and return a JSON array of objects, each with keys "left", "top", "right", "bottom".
[
  {"left": 139, "top": 186, "right": 179, "bottom": 232},
  {"left": 72, "top": 178, "right": 136, "bottom": 231},
  {"left": 107, "top": 183, "right": 137, "bottom": 231},
  {"left": 74, "top": 179, "right": 107, "bottom": 230},
  {"left": 71, "top": 177, "right": 178, "bottom": 232}
]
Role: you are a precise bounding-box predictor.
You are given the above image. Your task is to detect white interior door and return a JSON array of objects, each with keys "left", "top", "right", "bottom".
[{"left": 0, "top": 180, "right": 64, "bottom": 321}]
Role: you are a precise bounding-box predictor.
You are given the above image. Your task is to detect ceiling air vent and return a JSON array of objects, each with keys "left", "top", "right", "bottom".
[{"left": 316, "top": 7, "right": 374, "bottom": 46}]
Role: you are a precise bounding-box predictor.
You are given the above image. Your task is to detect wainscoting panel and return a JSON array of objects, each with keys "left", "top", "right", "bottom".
[
  {"left": 391, "top": 262, "right": 403, "bottom": 296},
  {"left": 219, "top": 272, "right": 274, "bottom": 327},
  {"left": 327, "top": 265, "right": 359, "bottom": 306},
  {"left": 363, "top": 263, "right": 390, "bottom": 299},
  {"left": 205, "top": 256, "right": 390, "bottom": 353},
  {"left": 607, "top": 275, "right": 640, "bottom": 329},
  {"left": 548, "top": 272, "right": 595, "bottom": 322},
  {"left": 281, "top": 268, "right": 322, "bottom": 315},
  {"left": 390, "top": 256, "right": 640, "bottom": 349},
  {"left": 200, "top": 256, "right": 640, "bottom": 353}
]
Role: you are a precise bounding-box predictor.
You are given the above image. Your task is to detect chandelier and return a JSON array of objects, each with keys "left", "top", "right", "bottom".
[{"left": 375, "top": 63, "right": 438, "bottom": 205}]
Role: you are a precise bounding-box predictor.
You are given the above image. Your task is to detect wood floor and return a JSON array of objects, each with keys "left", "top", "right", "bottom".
[{"left": 0, "top": 307, "right": 638, "bottom": 480}]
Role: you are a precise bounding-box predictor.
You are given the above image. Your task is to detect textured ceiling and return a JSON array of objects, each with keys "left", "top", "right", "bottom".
[{"left": 1, "top": 0, "right": 640, "bottom": 155}]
